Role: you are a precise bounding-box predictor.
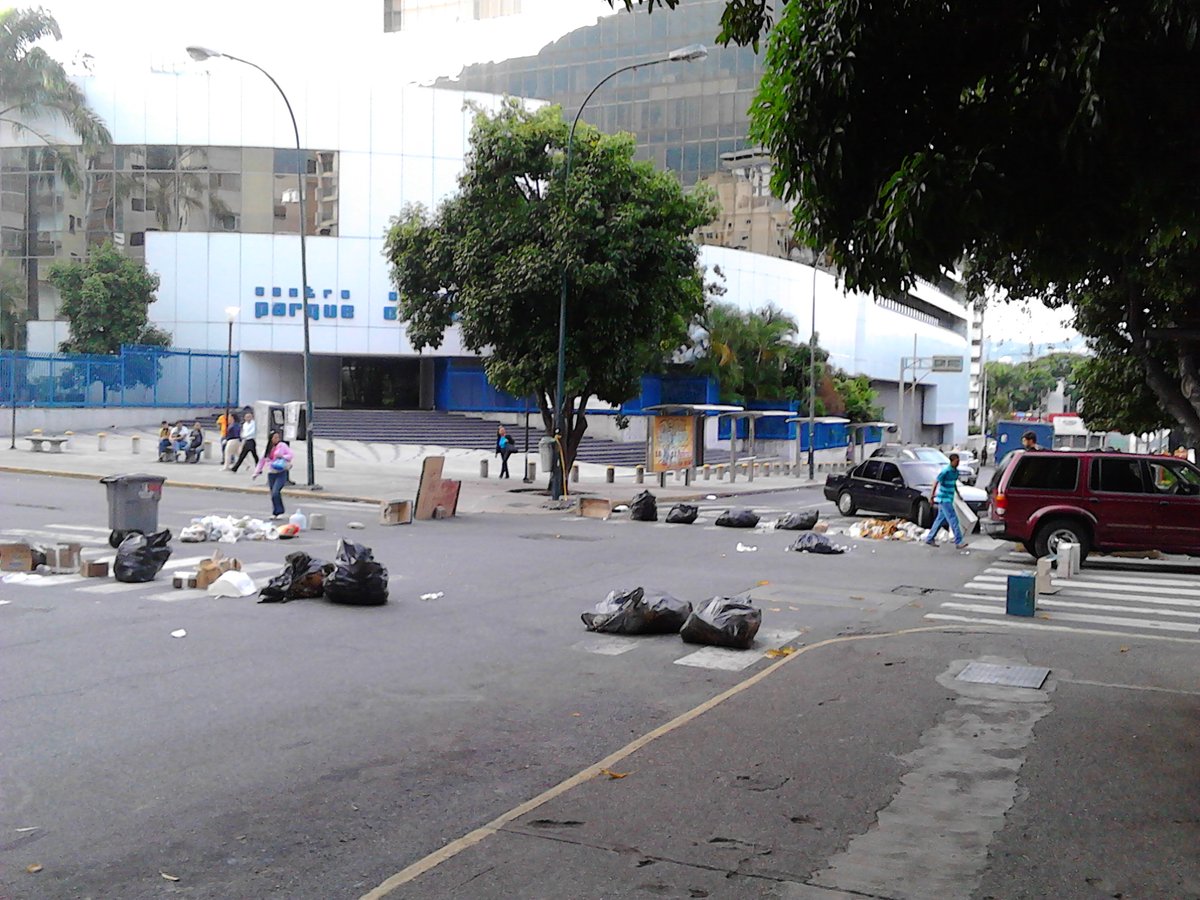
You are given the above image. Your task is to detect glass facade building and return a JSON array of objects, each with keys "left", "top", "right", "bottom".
[{"left": 439, "top": 0, "right": 763, "bottom": 186}]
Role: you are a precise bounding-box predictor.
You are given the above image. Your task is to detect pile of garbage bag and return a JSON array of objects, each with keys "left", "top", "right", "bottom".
[
  {"left": 180, "top": 515, "right": 280, "bottom": 543},
  {"left": 665, "top": 503, "right": 698, "bottom": 525},
  {"left": 630, "top": 490, "right": 658, "bottom": 522},
  {"left": 259, "top": 552, "right": 335, "bottom": 603},
  {"left": 715, "top": 508, "right": 760, "bottom": 528},
  {"left": 787, "top": 532, "right": 847, "bottom": 554},
  {"left": 325, "top": 539, "right": 389, "bottom": 606},
  {"left": 680, "top": 595, "right": 763, "bottom": 649},
  {"left": 114, "top": 530, "right": 173, "bottom": 583},
  {"left": 581, "top": 587, "right": 692, "bottom": 635},
  {"left": 845, "top": 518, "right": 925, "bottom": 541},
  {"left": 775, "top": 510, "right": 819, "bottom": 531}
]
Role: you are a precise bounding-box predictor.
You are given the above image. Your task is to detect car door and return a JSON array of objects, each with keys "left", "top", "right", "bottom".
[
  {"left": 1087, "top": 457, "right": 1159, "bottom": 548},
  {"left": 875, "top": 461, "right": 908, "bottom": 516},
  {"left": 854, "top": 460, "right": 884, "bottom": 513},
  {"left": 1144, "top": 458, "right": 1200, "bottom": 553}
]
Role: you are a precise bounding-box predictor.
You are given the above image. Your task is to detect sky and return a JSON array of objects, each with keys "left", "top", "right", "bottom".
[{"left": 37, "top": 0, "right": 1082, "bottom": 351}]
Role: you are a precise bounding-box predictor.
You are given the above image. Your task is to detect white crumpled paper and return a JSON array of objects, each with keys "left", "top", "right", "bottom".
[{"left": 206, "top": 570, "right": 257, "bottom": 598}]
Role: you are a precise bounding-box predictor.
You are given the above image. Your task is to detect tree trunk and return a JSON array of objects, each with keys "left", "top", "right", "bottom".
[{"left": 1127, "top": 297, "right": 1200, "bottom": 442}]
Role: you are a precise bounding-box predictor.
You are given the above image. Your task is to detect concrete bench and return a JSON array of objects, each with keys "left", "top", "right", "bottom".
[{"left": 25, "top": 436, "right": 69, "bottom": 453}]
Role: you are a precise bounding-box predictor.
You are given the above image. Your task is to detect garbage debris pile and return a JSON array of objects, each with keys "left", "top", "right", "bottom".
[
  {"left": 665, "top": 503, "right": 698, "bottom": 525},
  {"left": 180, "top": 510, "right": 310, "bottom": 543},
  {"left": 787, "top": 532, "right": 848, "bottom": 555},
  {"left": 0, "top": 539, "right": 85, "bottom": 579},
  {"left": 775, "top": 510, "right": 819, "bottom": 531},
  {"left": 260, "top": 539, "right": 389, "bottom": 606},
  {"left": 845, "top": 518, "right": 926, "bottom": 541},
  {"left": 629, "top": 490, "right": 658, "bottom": 522},
  {"left": 581, "top": 587, "right": 763, "bottom": 650},
  {"left": 716, "top": 508, "right": 760, "bottom": 528},
  {"left": 114, "top": 530, "right": 173, "bottom": 583}
]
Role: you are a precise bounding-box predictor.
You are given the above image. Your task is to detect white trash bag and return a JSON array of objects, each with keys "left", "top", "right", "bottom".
[{"left": 207, "top": 570, "right": 257, "bottom": 598}]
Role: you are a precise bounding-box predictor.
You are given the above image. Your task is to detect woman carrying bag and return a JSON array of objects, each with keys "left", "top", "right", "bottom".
[{"left": 253, "top": 431, "right": 294, "bottom": 520}]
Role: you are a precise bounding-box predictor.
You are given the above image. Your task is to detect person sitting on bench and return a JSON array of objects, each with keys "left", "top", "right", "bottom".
[
  {"left": 184, "top": 422, "right": 204, "bottom": 462},
  {"left": 157, "top": 421, "right": 173, "bottom": 461}
]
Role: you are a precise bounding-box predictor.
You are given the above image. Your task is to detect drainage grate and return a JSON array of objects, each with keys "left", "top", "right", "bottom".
[{"left": 956, "top": 662, "right": 1050, "bottom": 690}]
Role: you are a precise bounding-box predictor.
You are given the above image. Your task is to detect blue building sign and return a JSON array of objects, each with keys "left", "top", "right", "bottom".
[{"left": 249, "top": 287, "right": 401, "bottom": 322}]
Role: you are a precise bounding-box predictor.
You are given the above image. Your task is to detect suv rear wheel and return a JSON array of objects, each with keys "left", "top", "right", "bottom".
[
  {"left": 1033, "top": 517, "right": 1091, "bottom": 561},
  {"left": 837, "top": 491, "right": 857, "bottom": 516}
]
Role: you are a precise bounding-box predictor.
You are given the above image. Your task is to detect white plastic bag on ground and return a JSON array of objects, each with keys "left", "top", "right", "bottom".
[{"left": 207, "top": 570, "right": 257, "bottom": 597}]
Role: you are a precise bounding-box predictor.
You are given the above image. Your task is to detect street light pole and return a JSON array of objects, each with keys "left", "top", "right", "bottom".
[
  {"left": 186, "top": 46, "right": 319, "bottom": 490},
  {"left": 551, "top": 42, "right": 707, "bottom": 500},
  {"left": 224, "top": 305, "right": 239, "bottom": 449},
  {"left": 807, "top": 258, "right": 818, "bottom": 481}
]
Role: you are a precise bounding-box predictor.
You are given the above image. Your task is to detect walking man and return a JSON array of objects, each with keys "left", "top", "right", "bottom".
[{"left": 924, "top": 451, "right": 969, "bottom": 549}]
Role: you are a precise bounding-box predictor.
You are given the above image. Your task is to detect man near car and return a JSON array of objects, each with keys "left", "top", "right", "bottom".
[
  {"left": 924, "top": 452, "right": 969, "bottom": 549},
  {"left": 1022, "top": 430, "right": 1043, "bottom": 451}
]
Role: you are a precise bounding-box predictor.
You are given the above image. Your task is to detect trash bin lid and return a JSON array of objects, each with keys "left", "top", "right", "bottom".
[{"left": 100, "top": 473, "right": 168, "bottom": 486}]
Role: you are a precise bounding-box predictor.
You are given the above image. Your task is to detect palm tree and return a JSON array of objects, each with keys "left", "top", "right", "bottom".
[
  {"left": 0, "top": 8, "right": 111, "bottom": 323},
  {"left": 0, "top": 260, "right": 25, "bottom": 348}
]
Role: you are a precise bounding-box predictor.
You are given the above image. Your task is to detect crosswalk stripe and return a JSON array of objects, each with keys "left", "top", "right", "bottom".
[
  {"left": 983, "top": 565, "right": 1200, "bottom": 587},
  {"left": 935, "top": 603, "right": 1200, "bottom": 634},
  {"left": 78, "top": 581, "right": 160, "bottom": 595},
  {"left": 971, "top": 573, "right": 1200, "bottom": 597},
  {"left": 923, "top": 613, "right": 1200, "bottom": 644},
  {"left": 1, "top": 529, "right": 107, "bottom": 546},
  {"left": 951, "top": 592, "right": 1200, "bottom": 618},
  {"left": 43, "top": 524, "right": 112, "bottom": 534},
  {"left": 673, "top": 628, "right": 802, "bottom": 671},
  {"left": 960, "top": 580, "right": 1200, "bottom": 609}
]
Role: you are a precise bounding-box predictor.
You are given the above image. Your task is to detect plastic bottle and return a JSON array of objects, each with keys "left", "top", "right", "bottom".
[{"left": 288, "top": 508, "right": 308, "bottom": 531}]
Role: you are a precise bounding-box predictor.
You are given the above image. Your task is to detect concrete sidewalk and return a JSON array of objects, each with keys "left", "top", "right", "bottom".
[{"left": 0, "top": 427, "right": 824, "bottom": 515}]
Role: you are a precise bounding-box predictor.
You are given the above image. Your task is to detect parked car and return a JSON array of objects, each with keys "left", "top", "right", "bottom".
[
  {"left": 825, "top": 458, "right": 989, "bottom": 528},
  {"left": 984, "top": 450, "right": 1200, "bottom": 559},
  {"left": 871, "top": 444, "right": 977, "bottom": 484}
]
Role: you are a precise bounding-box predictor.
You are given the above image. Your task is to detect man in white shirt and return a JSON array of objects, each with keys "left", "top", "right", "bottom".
[{"left": 230, "top": 410, "right": 259, "bottom": 473}]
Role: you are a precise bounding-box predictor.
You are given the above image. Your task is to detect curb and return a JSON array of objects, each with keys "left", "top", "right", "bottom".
[{"left": 0, "top": 465, "right": 380, "bottom": 505}]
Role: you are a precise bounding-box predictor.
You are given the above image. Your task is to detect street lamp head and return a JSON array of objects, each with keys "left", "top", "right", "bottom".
[
  {"left": 185, "top": 46, "right": 222, "bottom": 62},
  {"left": 225, "top": 305, "right": 241, "bottom": 321},
  {"left": 668, "top": 43, "right": 708, "bottom": 62}
]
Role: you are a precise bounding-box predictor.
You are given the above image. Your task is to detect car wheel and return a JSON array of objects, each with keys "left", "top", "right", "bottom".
[
  {"left": 911, "top": 499, "right": 932, "bottom": 529},
  {"left": 1033, "top": 517, "right": 1090, "bottom": 561},
  {"left": 837, "top": 491, "right": 857, "bottom": 516}
]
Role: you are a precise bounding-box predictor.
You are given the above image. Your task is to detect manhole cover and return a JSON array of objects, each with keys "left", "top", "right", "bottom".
[{"left": 956, "top": 662, "right": 1050, "bottom": 689}]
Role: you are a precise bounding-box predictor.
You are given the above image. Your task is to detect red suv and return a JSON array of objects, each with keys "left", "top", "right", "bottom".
[{"left": 984, "top": 450, "right": 1200, "bottom": 559}]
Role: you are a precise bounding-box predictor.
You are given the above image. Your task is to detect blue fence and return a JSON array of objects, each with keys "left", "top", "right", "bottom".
[{"left": 0, "top": 345, "right": 237, "bottom": 408}]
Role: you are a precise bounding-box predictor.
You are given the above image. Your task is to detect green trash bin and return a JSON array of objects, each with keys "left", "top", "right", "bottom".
[{"left": 100, "top": 473, "right": 166, "bottom": 548}]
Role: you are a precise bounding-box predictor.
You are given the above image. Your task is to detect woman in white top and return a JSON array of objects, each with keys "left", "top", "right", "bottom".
[{"left": 230, "top": 411, "right": 259, "bottom": 473}]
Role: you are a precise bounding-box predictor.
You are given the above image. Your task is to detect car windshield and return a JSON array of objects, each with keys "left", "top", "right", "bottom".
[
  {"left": 904, "top": 462, "right": 943, "bottom": 484},
  {"left": 914, "top": 448, "right": 950, "bottom": 463}
]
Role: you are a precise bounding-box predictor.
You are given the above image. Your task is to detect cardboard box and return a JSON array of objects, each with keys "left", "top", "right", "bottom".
[
  {"left": 307, "top": 512, "right": 327, "bottom": 530},
  {"left": 0, "top": 543, "right": 34, "bottom": 572},
  {"left": 195, "top": 551, "right": 242, "bottom": 590},
  {"left": 380, "top": 499, "right": 413, "bottom": 526},
  {"left": 42, "top": 543, "right": 81, "bottom": 573},
  {"left": 173, "top": 570, "right": 199, "bottom": 590},
  {"left": 80, "top": 560, "right": 109, "bottom": 578}
]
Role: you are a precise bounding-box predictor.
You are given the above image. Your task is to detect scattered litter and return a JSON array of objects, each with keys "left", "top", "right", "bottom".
[
  {"left": 207, "top": 571, "right": 257, "bottom": 598},
  {"left": 259, "top": 553, "right": 333, "bottom": 603},
  {"left": 419, "top": 592, "right": 445, "bottom": 601},
  {"left": 347, "top": 521, "right": 366, "bottom": 530},
  {"left": 846, "top": 518, "right": 925, "bottom": 541},
  {"left": 680, "top": 595, "right": 762, "bottom": 649},
  {"left": 14, "top": 827, "right": 38, "bottom": 833},
  {"left": 2, "top": 573, "right": 36, "bottom": 584},
  {"left": 180, "top": 516, "right": 278, "bottom": 543},
  {"left": 581, "top": 587, "right": 692, "bottom": 635},
  {"left": 612, "top": 504, "right": 629, "bottom": 513},
  {"left": 705, "top": 494, "right": 717, "bottom": 501},
  {"left": 1119, "top": 646, "right": 1130, "bottom": 653},
  {"left": 289, "top": 509, "right": 308, "bottom": 531},
  {"left": 599, "top": 768, "right": 629, "bottom": 780},
  {"left": 276, "top": 523, "right": 300, "bottom": 539},
  {"left": 776, "top": 510, "right": 819, "bottom": 531},
  {"left": 665, "top": 503, "right": 698, "bottom": 525},
  {"left": 160, "top": 872, "right": 180, "bottom": 882},
  {"left": 26, "top": 864, "right": 42, "bottom": 874},
  {"left": 813, "top": 521, "right": 829, "bottom": 534},
  {"left": 629, "top": 490, "right": 657, "bottom": 522},
  {"left": 170, "top": 629, "right": 187, "bottom": 638},
  {"left": 756, "top": 580, "right": 770, "bottom": 586},
  {"left": 788, "top": 533, "right": 847, "bottom": 555},
  {"left": 735, "top": 542, "right": 758, "bottom": 552},
  {"left": 325, "top": 539, "right": 389, "bottom": 606},
  {"left": 765, "top": 646, "right": 796, "bottom": 659},
  {"left": 114, "top": 531, "right": 172, "bottom": 583},
  {"left": 716, "top": 509, "right": 759, "bottom": 528}
]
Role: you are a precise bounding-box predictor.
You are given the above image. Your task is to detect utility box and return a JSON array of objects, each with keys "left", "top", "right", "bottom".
[
  {"left": 253, "top": 400, "right": 286, "bottom": 441},
  {"left": 1006, "top": 573, "right": 1037, "bottom": 617},
  {"left": 283, "top": 401, "right": 307, "bottom": 442}
]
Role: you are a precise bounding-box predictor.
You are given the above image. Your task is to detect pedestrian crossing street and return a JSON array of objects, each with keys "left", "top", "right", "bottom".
[
  {"left": 925, "top": 550, "right": 1200, "bottom": 643},
  {"left": 0, "top": 524, "right": 281, "bottom": 603}
]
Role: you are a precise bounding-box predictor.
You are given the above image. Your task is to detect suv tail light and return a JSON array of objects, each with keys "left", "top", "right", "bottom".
[{"left": 993, "top": 492, "right": 1007, "bottom": 517}]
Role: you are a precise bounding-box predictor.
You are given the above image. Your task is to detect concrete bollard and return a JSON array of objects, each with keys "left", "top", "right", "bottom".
[
  {"left": 657, "top": 470, "right": 668, "bottom": 488},
  {"left": 131, "top": 435, "right": 140, "bottom": 454},
  {"left": 763, "top": 463, "right": 772, "bottom": 478},
  {"left": 97, "top": 432, "right": 107, "bottom": 452},
  {"left": 480, "top": 459, "right": 489, "bottom": 478},
  {"left": 1035, "top": 557, "right": 1059, "bottom": 595},
  {"left": 203, "top": 440, "right": 213, "bottom": 460},
  {"left": 526, "top": 460, "right": 537, "bottom": 481},
  {"left": 571, "top": 464, "right": 579, "bottom": 483},
  {"left": 326, "top": 449, "right": 336, "bottom": 469},
  {"left": 606, "top": 466, "right": 615, "bottom": 484},
  {"left": 717, "top": 465, "right": 726, "bottom": 481},
  {"left": 1058, "top": 542, "right": 1081, "bottom": 578},
  {"left": 635, "top": 465, "right": 644, "bottom": 484},
  {"left": 703, "top": 465, "right": 711, "bottom": 481},
  {"left": 683, "top": 468, "right": 692, "bottom": 486}
]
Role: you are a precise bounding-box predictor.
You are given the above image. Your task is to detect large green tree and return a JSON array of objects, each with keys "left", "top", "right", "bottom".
[
  {"left": 619, "top": 0, "right": 1200, "bottom": 441},
  {"left": 49, "top": 242, "right": 170, "bottom": 355},
  {"left": 386, "top": 100, "right": 714, "bottom": 474}
]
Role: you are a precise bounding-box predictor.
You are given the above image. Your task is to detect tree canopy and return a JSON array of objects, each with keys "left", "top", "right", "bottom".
[
  {"left": 385, "top": 100, "right": 715, "bottom": 473},
  {"left": 609, "top": 0, "right": 780, "bottom": 48},
  {"left": 50, "top": 242, "right": 170, "bottom": 355}
]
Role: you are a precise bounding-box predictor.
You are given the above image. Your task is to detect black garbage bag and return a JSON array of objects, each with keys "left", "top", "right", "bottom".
[
  {"left": 788, "top": 532, "right": 846, "bottom": 555},
  {"left": 665, "top": 503, "right": 698, "bottom": 525},
  {"left": 630, "top": 490, "right": 658, "bottom": 522},
  {"left": 776, "top": 510, "right": 819, "bottom": 531},
  {"left": 114, "top": 530, "right": 173, "bottom": 583},
  {"left": 324, "top": 539, "right": 389, "bottom": 606},
  {"left": 581, "top": 587, "right": 693, "bottom": 635},
  {"left": 259, "top": 552, "right": 335, "bottom": 603},
  {"left": 679, "top": 595, "right": 762, "bottom": 649},
  {"left": 715, "top": 508, "right": 760, "bottom": 528}
]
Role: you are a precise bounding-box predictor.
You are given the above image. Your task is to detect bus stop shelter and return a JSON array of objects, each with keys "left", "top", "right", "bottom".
[
  {"left": 716, "top": 409, "right": 796, "bottom": 482},
  {"left": 785, "top": 416, "right": 851, "bottom": 472},
  {"left": 643, "top": 403, "right": 743, "bottom": 473},
  {"left": 846, "top": 421, "right": 895, "bottom": 464}
]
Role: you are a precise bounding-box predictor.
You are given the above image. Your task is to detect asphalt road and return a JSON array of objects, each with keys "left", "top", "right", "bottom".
[{"left": 2, "top": 472, "right": 1197, "bottom": 899}]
